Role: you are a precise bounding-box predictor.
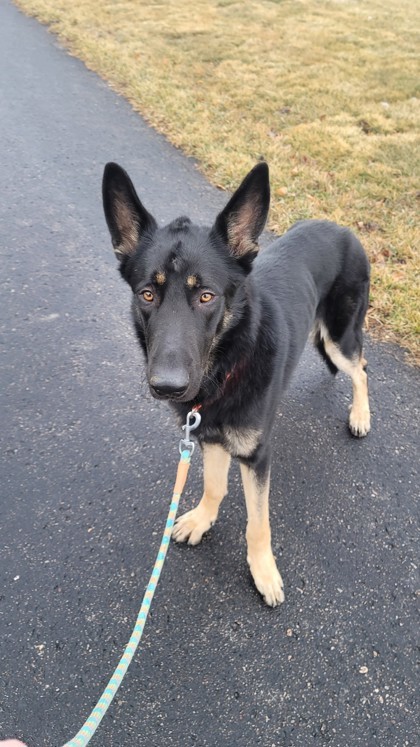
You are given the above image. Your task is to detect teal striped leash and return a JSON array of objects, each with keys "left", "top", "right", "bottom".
[{"left": 62, "top": 411, "right": 201, "bottom": 747}]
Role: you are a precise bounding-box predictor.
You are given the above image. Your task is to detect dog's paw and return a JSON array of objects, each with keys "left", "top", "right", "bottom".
[
  {"left": 248, "top": 552, "right": 285, "bottom": 607},
  {"left": 349, "top": 405, "right": 371, "bottom": 437},
  {"left": 172, "top": 505, "right": 216, "bottom": 546}
]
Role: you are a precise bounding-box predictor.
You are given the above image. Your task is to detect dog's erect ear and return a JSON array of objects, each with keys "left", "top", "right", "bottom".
[
  {"left": 102, "top": 163, "right": 157, "bottom": 259},
  {"left": 213, "top": 162, "right": 270, "bottom": 257}
]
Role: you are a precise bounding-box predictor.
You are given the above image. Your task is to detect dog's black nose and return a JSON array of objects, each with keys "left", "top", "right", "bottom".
[{"left": 149, "top": 372, "right": 189, "bottom": 399}]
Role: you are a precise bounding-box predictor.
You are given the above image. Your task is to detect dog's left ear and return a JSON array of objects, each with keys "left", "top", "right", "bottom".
[{"left": 212, "top": 162, "right": 270, "bottom": 257}]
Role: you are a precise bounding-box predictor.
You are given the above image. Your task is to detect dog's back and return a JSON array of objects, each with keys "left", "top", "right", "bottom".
[
  {"left": 256, "top": 220, "right": 369, "bottom": 316},
  {"left": 254, "top": 220, "right": 370, "bottom": 388}
]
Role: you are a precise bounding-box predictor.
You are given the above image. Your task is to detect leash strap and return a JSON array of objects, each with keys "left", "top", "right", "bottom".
[{"left": 61, "top": 441, "right": 195, "bottom": 747}]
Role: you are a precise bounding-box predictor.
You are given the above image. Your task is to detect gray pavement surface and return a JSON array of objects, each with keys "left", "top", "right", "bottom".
[{"left": 0, "top": 1, "right": 419, "bottom": 745}]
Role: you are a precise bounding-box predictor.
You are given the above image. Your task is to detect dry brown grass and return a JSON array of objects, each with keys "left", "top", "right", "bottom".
[{"left": 16, "top": 0, "right": 420, "bottom": 361}]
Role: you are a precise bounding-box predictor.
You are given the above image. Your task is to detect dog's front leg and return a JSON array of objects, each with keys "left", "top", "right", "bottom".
[
  {"left": 173, "top": 443, "right": 231, "bottom": 545},
  {"left": 240, "top": 456, "right": 284, "bottom": 607}
]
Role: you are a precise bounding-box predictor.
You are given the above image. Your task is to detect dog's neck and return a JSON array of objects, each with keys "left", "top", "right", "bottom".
[{"left": 192, "top": 358, "right": 246, "bottom": 413}]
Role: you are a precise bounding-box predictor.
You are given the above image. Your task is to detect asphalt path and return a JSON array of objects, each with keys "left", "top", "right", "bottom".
[{"left": 0, "top": 2, "right": 419, "bottom": 745}]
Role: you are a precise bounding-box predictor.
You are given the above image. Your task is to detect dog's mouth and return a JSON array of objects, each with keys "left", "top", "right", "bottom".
[
  {"left": 148, "top": 380, "right": 202, "bottom": 404},
  {"left": 149, "top": 388, "right": 190, "bottom": 403}
]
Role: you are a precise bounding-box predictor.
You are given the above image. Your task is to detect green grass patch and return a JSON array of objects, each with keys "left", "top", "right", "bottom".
[{"left": 16, "top": 0, "right": 420, "bottom": 361}]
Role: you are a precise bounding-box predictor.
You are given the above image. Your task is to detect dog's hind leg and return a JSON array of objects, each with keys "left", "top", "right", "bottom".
[
  {"left": 320, "top": 324, "right": 371, "bottom": 437},
  {"left": 173, "top": 443, "right": 231, "bottom": 545},
  {"left": 240, "top": 461, "right": 284, "bottom": 607}
]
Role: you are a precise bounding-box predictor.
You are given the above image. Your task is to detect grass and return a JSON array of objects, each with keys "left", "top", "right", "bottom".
[{"left": 16, "top": 0, "right": 420, "bottom": 362}]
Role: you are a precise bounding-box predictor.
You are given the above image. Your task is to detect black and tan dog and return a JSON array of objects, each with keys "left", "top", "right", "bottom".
[{"left": 102, "top": 162, "right": 371, "bottom": 607}]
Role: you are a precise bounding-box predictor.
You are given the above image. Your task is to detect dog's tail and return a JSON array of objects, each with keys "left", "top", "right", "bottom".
[{"left": 313, "top": 327, "right": 338, "bottom": 375}]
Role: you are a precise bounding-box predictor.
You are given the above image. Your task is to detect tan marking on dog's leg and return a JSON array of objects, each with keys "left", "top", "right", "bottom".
[
  {"left": 348, "top": 363, "right": 370, "bottom": 436},
  {"left": 321, "top": 327, "right": 371, "bottom": 437},
  {"left": 173, "top": 444, "right": 231, "bottom": 545},
  {"left": 240, "top": 464, "right": 284, "bottom": 607}
]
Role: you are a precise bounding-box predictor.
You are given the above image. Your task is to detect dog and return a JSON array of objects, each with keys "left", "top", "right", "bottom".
[{"left": 102, "top": 161, "right": 371, "bottom": 607}]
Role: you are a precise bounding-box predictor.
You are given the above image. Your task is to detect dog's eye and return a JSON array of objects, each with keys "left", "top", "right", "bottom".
[
  {"left": 200, "top": 292, "right": 214, "bottom": 304},
  {"left": 141, "top": 290, "right": 154, "bottom": 303}
]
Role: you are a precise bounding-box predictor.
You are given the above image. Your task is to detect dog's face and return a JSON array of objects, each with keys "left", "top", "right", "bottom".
[{"left": 102, "top": 162, "right": 270, "bottom": 402}]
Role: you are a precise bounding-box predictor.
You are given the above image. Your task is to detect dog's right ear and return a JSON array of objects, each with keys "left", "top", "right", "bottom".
[
  {"left": 102, "top": 163, "right": 157, "bottom": 259},
  {"left": 212, "top": 162, "right": 270, "bottom": 258}
]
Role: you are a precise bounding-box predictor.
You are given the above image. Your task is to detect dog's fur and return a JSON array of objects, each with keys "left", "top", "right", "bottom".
[{"left": 102, "top": 162, "right": 371, "bottom": 606}]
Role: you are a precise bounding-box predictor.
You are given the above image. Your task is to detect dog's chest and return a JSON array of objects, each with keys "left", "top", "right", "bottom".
[{"left": 222, "top": 425, "right": 261, "bottom": 458}]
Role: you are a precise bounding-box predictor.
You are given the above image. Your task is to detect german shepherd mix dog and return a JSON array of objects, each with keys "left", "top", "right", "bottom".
[{"left": 102, "top": 162, "right": 371, "bottom": 607}]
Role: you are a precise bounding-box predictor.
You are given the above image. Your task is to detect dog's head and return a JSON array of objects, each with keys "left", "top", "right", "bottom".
[{"left": 102, "top": 162, "right": 270, "bottom": 402}]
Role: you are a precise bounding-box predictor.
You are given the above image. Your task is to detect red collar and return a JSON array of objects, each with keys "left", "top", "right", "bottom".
[{"left": 193, "top": 363, "right": 242, "bottom": 413}]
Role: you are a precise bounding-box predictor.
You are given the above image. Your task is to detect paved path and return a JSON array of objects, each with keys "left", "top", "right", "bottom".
[{"left": 0, "top": 2, "right": 418, "bottom": 745}]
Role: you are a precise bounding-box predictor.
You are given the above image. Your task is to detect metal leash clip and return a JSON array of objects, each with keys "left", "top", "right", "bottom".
[{"left": 179, "top": 410, "right": 201, "bottom": 455}]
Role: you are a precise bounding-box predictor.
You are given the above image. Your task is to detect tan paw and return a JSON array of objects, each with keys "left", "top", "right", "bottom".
[
  {"left": 248, "top": 551, "right": 285, "bottom": 607},
  {"left": 172, "top": 504, "right": 217, "bottom": 545},
  {"left": 349, "top": 405, "right": 371, "bottom": 437}
]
